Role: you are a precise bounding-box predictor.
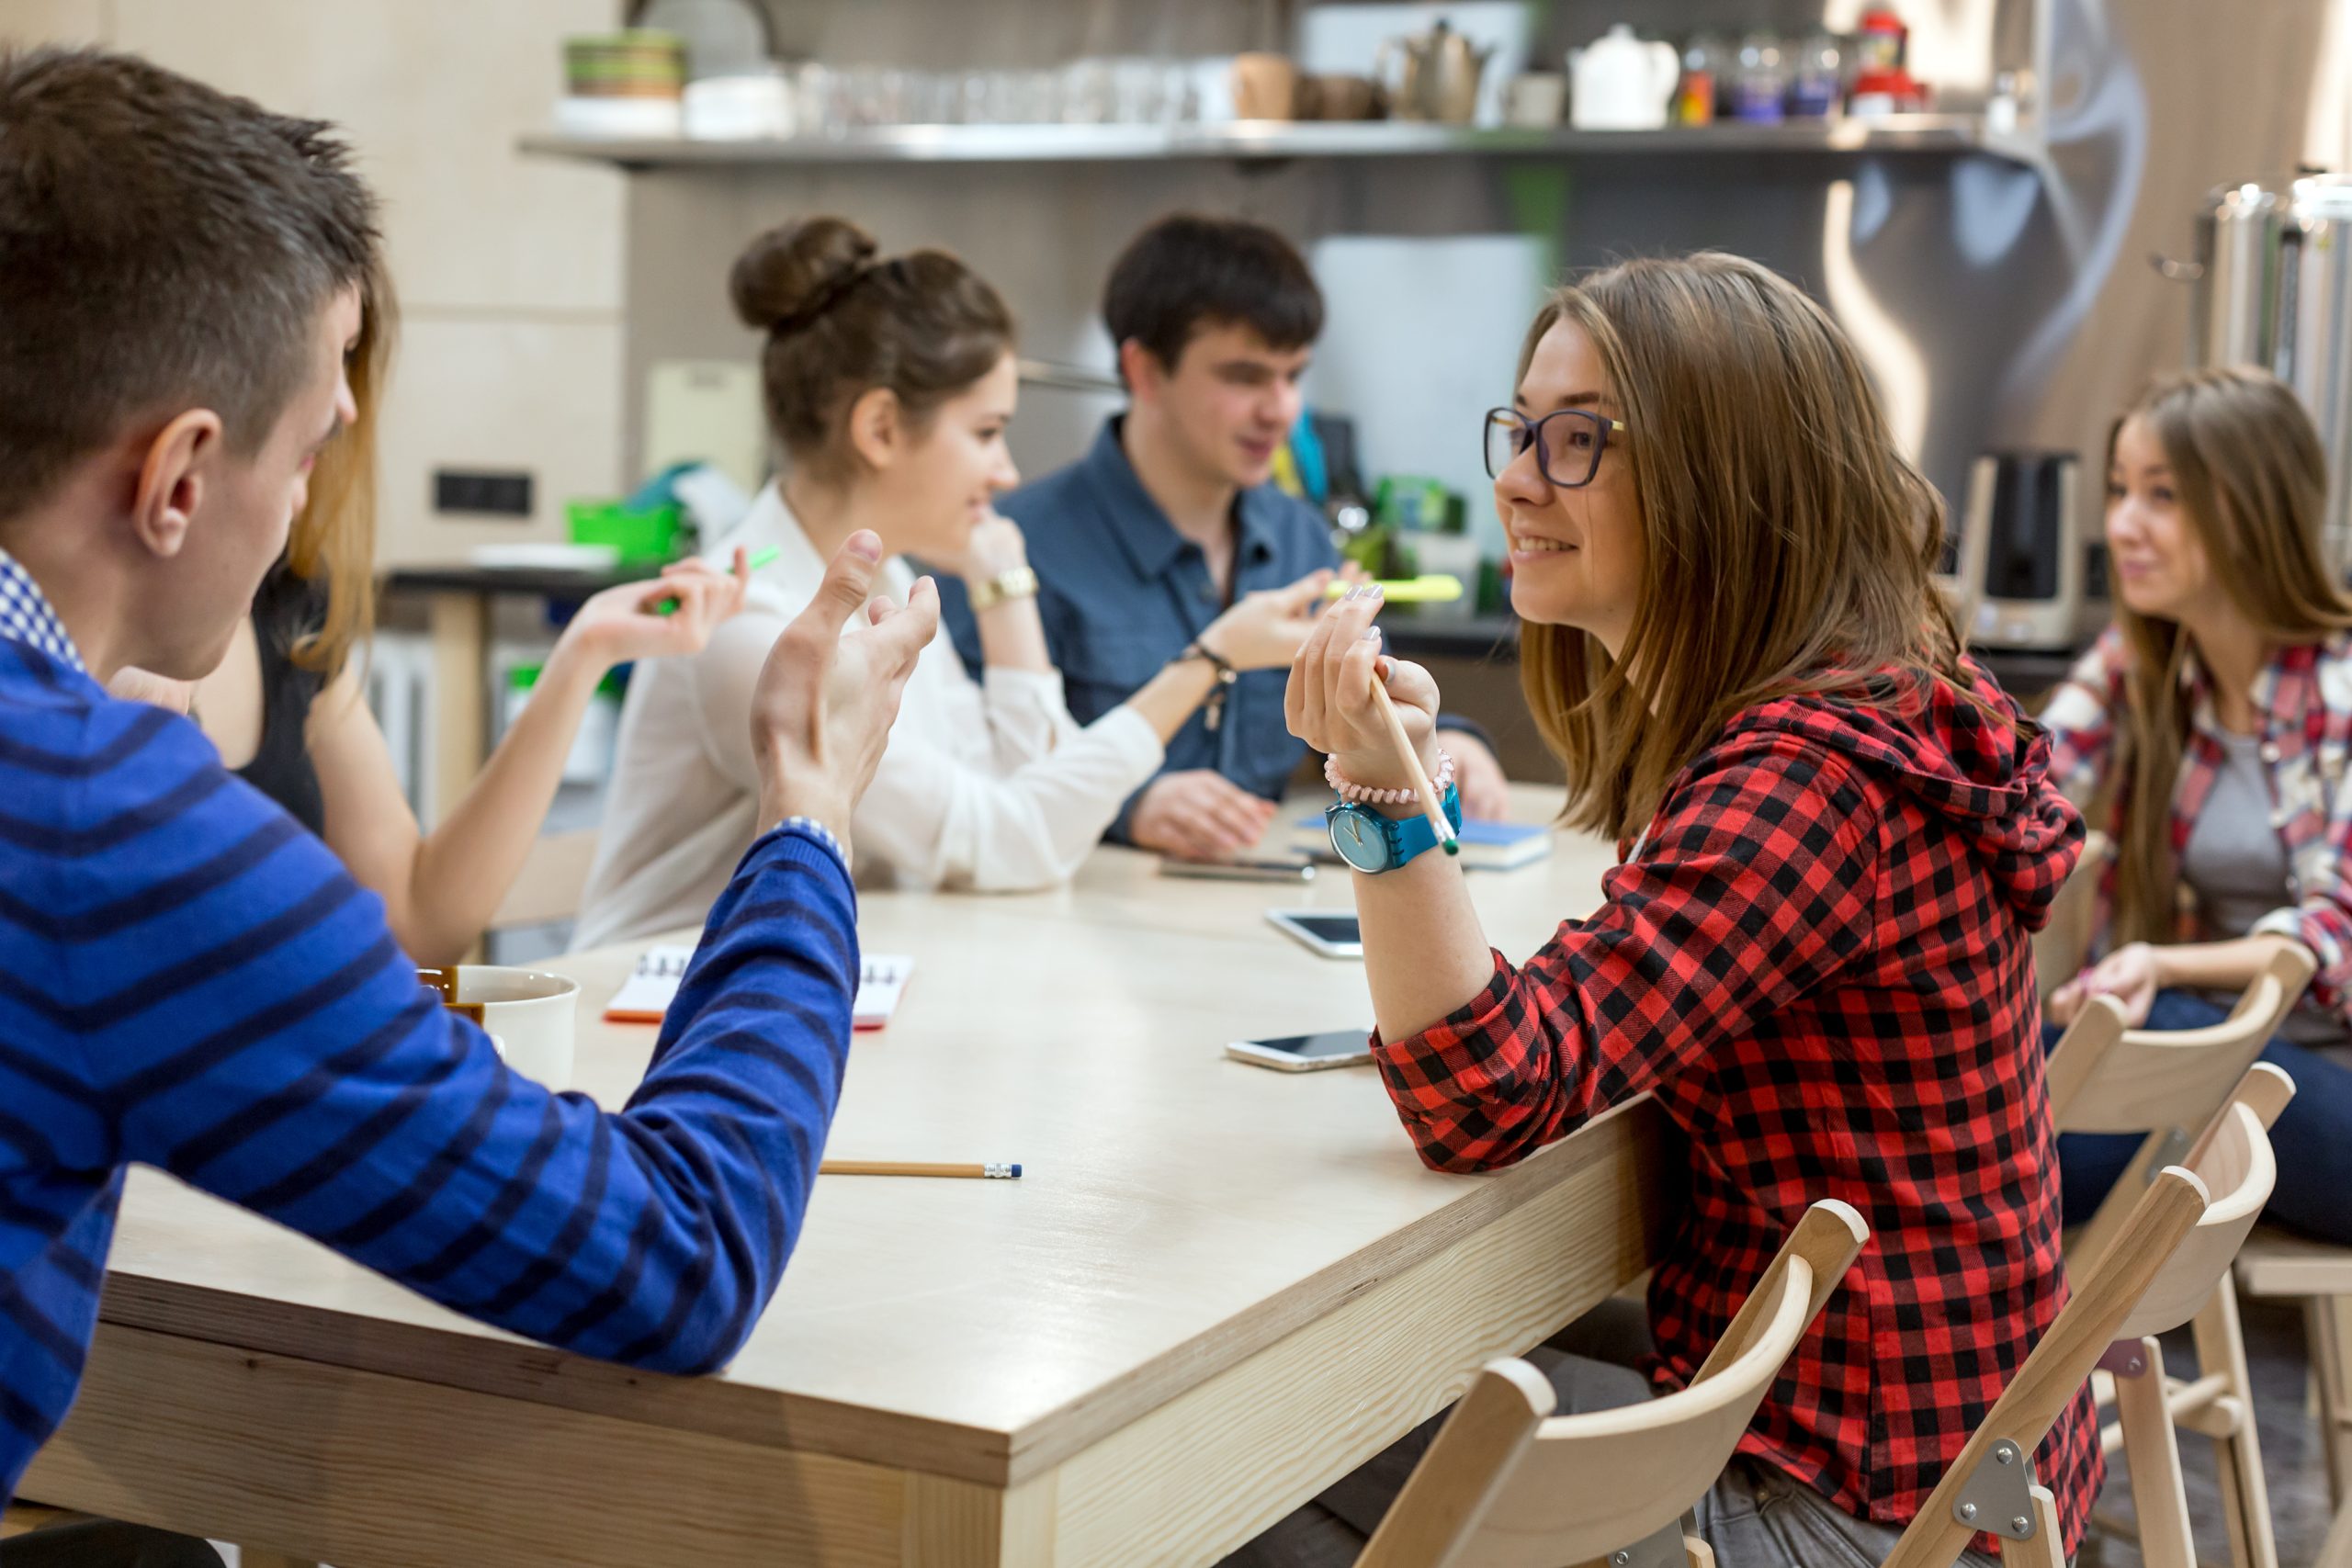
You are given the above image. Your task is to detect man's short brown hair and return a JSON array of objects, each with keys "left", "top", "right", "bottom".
[{"left": 0, "top": 47, "right": 379, "bottom": 522}]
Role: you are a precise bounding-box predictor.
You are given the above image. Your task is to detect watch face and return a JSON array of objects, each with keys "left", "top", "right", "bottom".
[{"left": 1328, "top": 807, "right": 1391, "bottom": 873}]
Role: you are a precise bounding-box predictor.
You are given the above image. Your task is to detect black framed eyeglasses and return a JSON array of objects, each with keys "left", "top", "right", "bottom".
[{"left": 1482, "top": 407, "right": 1626, "bottom": 489}]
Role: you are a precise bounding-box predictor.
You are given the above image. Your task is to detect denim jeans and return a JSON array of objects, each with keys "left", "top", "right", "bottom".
[{"left": 2044, "top": 987, "right": 2352, "bottom": 1244}]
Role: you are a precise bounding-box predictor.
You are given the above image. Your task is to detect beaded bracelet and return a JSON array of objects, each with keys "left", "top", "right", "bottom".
[{"left": 1326, "top": 748, "right": 1453, "bottom": 807}]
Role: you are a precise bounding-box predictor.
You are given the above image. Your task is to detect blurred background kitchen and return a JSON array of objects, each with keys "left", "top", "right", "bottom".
[{"left": 7, "top": 0, "right": 2352, "bottom": 954}]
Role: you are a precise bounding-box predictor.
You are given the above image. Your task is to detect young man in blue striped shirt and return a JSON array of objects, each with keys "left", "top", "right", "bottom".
[{"left": 0, "top": 47, "right": 937, "bottom": 1556}]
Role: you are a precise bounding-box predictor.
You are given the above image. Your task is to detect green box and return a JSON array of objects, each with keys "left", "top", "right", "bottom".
[{"left": 567, "top": 500, "right": 681, "bottom": 565}]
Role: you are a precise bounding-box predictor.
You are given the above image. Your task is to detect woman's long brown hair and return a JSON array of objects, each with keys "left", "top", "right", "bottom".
[
  {"left": 284, "top": 266, "right": 396, "bottom": 678},
  {"left": 1518, "top": 253, "right": 1977, "bottom": 841},
  {"left": 2105, "top": 367, "right": 2352, "bottom": 944}
]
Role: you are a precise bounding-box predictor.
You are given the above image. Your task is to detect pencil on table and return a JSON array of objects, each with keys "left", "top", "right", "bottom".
[
  {"left": 820, "top": 1160, "right": 1022, "bottom": 1179},
  {"left": 1369, "top": 671, "right": 1458, "bottom": 856}
]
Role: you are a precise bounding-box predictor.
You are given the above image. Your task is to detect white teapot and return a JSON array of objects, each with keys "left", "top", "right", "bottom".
[{"left": 1568, "top": 24, "right": 1679, "bottom": 130}]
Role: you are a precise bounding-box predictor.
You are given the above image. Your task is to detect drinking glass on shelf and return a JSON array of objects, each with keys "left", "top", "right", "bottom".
[
  {"left": 1732, "top": 32, "right": 1787, "bottom": 123},
  {"left": 959, "top": 71, "right": 992, "bottom": 125},
  {"left": 1062, "top": 57, "right": 1114, "bottom": 124},
  {"left": 1011, "top": 67, "right": 1061, "bottom": 124},
  {"left": 1110, "top": 56, "right": 1166, "bottom": 124},
  {"left": 1163, "top": 60, "right": 1200, "bottom": 122}
]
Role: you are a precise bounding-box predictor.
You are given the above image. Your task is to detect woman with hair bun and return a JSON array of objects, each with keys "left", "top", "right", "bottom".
[{"left": 577, "top": 217, "right": 1333, "bottom": 939}]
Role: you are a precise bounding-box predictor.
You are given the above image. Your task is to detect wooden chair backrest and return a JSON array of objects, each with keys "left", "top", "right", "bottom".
[
  {"left": 2033, "top": 830, "right": 2112, "bottom": 1005},
  {"left": 2049, "top": 945, "right": 2311, "bottom": 1275},
  {"left": 2116, "top": 1065, "right": 2291, "bottom": 1342},
  {"left": 1877, "top": 1164, "right": 2213, "bottom": 1568},
  {"left": 1359, "top": 1201, "right": 1869, "bottom": 1568},
  {"left": 2045, "top": 943, "right": 2312, "bottom": 1135},
  {"left": 1880, "top": 1066, "right": 2291, "bottom": 1568}
]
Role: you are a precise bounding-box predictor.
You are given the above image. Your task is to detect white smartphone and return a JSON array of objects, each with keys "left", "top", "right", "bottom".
[
  {"left": 1265, "top": 908, "right": 1363, "bottom": 958},
  {"left": 1225, "top": 1029, "right": 1374, "bottom": 1072},
  {"left": 1159, "top": 853, "right": 1316, "bottom": 884}
]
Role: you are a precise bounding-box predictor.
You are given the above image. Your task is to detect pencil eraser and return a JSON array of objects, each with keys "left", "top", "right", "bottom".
[
  {"left": 1011, "top": 1163, "right": 1023, "bottom": 1179},
  {"left": 1443, "top": 840, "right": 1460, "bottom": 856}
]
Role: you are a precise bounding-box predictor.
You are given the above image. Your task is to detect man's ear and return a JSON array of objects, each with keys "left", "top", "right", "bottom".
[
  {"left": 130, "top": 411, "right": 223, "bottom": 560},
  {"left": 1117, "top": 338, "right": 1165, "bottom": 404}
]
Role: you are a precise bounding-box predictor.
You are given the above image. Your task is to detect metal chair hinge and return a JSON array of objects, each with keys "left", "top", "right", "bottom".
[{"left": 1952, "top": 1438, "right": 2040, "bottom": 1541}]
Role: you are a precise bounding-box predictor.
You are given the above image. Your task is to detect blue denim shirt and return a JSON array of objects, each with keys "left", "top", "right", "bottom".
[{"left": 942, "top": 418, "right": 1333, "bottom": 840}]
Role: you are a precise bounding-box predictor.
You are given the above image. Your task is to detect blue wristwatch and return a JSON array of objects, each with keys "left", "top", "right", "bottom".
[{"left": 1325, "top": 783, "right": 1463, "bottom": 874}]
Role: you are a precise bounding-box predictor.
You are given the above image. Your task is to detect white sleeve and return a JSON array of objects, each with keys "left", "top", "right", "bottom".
[
  {"left": 853, "top": 685, "right": 1164, "bottom": 893},
  {"left": 976, "top": 665, "right": 1084, "bottom": 770},
  {"left": 689, "top": 611, "right": 789, "bottom": 795}
]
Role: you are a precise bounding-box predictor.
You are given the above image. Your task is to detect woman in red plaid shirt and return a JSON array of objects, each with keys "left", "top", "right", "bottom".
[
  {"left": 2040, "top": 367, "right": 2352, "bottom": 1246},
  {"left": 1235, "top": 254, "right": 2098, "bottom": 1568}
]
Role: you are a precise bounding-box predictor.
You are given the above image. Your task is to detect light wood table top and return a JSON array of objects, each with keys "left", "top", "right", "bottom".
[{"left": 34, "top": 786, "right": 1680, "bottom": 1567}]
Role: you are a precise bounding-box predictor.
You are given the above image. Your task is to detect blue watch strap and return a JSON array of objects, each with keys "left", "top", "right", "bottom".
[
  {"left": 1327, "top": 783, "right": 1464, "bottom": 873},
  {"left": 1383, "top": 782, "right": 1464, "bottom": 870}
]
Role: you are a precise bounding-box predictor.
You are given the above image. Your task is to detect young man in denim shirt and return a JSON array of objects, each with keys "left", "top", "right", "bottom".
[{"left": 944, "top": 216, "right": 1508, "bottom": 859}]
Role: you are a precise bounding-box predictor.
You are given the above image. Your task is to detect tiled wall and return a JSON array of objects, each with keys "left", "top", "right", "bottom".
[{"left": 0, "top": 0, "right": 627, "bottom": 566}]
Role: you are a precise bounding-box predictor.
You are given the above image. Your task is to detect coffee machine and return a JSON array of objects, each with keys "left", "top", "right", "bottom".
[{"left": 1940, "top": 451, "right": 2106, "bottom": 652}]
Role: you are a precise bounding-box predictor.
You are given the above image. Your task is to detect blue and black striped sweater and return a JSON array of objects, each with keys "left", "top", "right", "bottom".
[{"left": 0, "top": 560, "right": 857, "bottom": 1505}]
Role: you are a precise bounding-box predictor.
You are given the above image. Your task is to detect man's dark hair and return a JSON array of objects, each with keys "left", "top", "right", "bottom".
[
  {"left": 0, "top": 47, "right": 379, "bottom": 522},
  {"left": 1102, "top": 214, "right": 1323, "bottom": 378}
]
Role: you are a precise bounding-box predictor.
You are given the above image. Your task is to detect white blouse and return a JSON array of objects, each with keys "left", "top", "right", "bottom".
[{"left": 575, "top": 485, "right": 1165, "bottom": 948}]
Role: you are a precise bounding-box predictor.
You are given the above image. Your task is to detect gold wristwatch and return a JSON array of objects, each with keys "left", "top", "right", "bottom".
[{"left": 967, "top": 565, "right": 1040, "bottom": 612}]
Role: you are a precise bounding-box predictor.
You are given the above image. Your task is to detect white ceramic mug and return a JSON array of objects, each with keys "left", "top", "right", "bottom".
[
  {"left": 1505, "top": 73, "right": 1566, "bottom": 127},
  {"left": 421, "top": 966, "right": 580, "bottom": 1089}
]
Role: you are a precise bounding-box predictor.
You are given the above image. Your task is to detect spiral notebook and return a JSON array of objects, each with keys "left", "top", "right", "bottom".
[{"left": 605, "top": 943, "right": 914, "bottom": 1031}]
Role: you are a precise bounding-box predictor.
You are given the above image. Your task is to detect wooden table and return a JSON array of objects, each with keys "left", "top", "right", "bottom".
[{"left": 24, "top": 796, "right": 1677, "bottom": 1568}]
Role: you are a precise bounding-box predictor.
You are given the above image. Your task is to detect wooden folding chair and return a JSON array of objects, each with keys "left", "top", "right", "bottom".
[
  {"left": 2041, "top": 942, "right": 2314, "bottom": 1568},
  {"left": 2032, "top": 829, "right": 2112, "bottom": 1008},
  {"left": 2235, "top": 1230, "right": 2352, "bottom": 1568},
  {"left": 1878, "top": 1062, "right": 2291, "bottom": 1568},
  {"left": 1356, "top": 1201, "right": 1871, "bottom": 1568}
]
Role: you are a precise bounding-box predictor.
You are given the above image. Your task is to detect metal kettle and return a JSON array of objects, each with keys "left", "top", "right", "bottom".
[{"left": 1376, "top": 19, "right": 1496, "bottom": 124}]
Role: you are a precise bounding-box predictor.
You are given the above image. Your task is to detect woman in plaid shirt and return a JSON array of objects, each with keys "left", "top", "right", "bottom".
[
  {"left": 1236, "top": 254, "right": 2097, "bottom": 1568},
  {"left": 2040, "top": 367, "right": 2352, "bottom": 1246}
]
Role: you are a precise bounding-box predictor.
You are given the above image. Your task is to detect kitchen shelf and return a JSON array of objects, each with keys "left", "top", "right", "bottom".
[{"left": 518, "top": 113, "right": 2043, "bottom": 172}]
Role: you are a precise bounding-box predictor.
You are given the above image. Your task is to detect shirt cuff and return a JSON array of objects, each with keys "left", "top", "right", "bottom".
[
  {"left": 755, "top": 817, "right": 854, "bottom": 884},
  {"left": 1091, "top": 703, "right": 1168, "bottom": 779},
  {"left": 2249, "top": 907, "right": 2308, "bottom": 944},
  {"left": 1368, "top": 949, "right": 1517, "bottom": 1099}
]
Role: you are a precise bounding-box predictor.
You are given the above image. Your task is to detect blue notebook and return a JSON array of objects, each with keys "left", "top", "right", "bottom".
[{"left": 1292, "top": 813, "right": 1552, "bottom": 871}]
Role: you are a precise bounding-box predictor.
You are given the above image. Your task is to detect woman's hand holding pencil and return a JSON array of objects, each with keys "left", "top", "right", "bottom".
[{"left": 1282, "top": 582, "right": 1453, "bottom": 846}]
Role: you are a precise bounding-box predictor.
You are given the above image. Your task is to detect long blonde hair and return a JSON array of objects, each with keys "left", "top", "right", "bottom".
[
  {"left": 2107, "top": 367, "right": 2352, "bottom": 943},
  {"left": 1519, "top": 253, "right": 1977, "bottom": 840},
  {"left": 283, "top": 265, "right": 396, "bottom": 677}
]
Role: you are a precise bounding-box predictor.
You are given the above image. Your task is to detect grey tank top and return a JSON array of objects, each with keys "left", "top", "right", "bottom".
[{"left": 2178, "top": 732, "right": 2290, "bottom": 941}]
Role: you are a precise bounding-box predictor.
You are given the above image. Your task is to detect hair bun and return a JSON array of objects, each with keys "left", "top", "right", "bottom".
[{"left": 729, "top": 216, "right": 879, "bottom": 334}]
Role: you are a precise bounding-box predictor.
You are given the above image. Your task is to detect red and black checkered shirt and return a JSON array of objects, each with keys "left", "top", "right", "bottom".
[{"left": 1372, "top": 665, "right": 2103, "bottom": 1556}]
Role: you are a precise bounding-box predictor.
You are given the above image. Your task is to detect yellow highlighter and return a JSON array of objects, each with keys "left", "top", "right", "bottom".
[{"left": 1323, "top": 573, "right": 1464, "bottom": 604}]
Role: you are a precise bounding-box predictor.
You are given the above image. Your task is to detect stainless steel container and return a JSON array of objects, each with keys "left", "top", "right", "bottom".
[{"left": 2192, "top": 174, "right": 2352, "bottom": 570}]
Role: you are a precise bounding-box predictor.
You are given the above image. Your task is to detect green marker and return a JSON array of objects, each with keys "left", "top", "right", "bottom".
[{"left": 654, "top": 546, "right": 780, "bottom": 615}]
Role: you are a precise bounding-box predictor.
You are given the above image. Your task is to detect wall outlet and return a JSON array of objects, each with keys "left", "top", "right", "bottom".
[{"left": 433, "top": 469, "right": 534, "bottom": 517}]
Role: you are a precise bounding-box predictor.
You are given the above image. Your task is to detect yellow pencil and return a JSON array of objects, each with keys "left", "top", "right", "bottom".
[
  {"left": 1369, "top": 673, "right": 1458, "bottom": 856},
  {"left": 820, "top": 1160, "right": 1022, "bottom": 1179}
]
